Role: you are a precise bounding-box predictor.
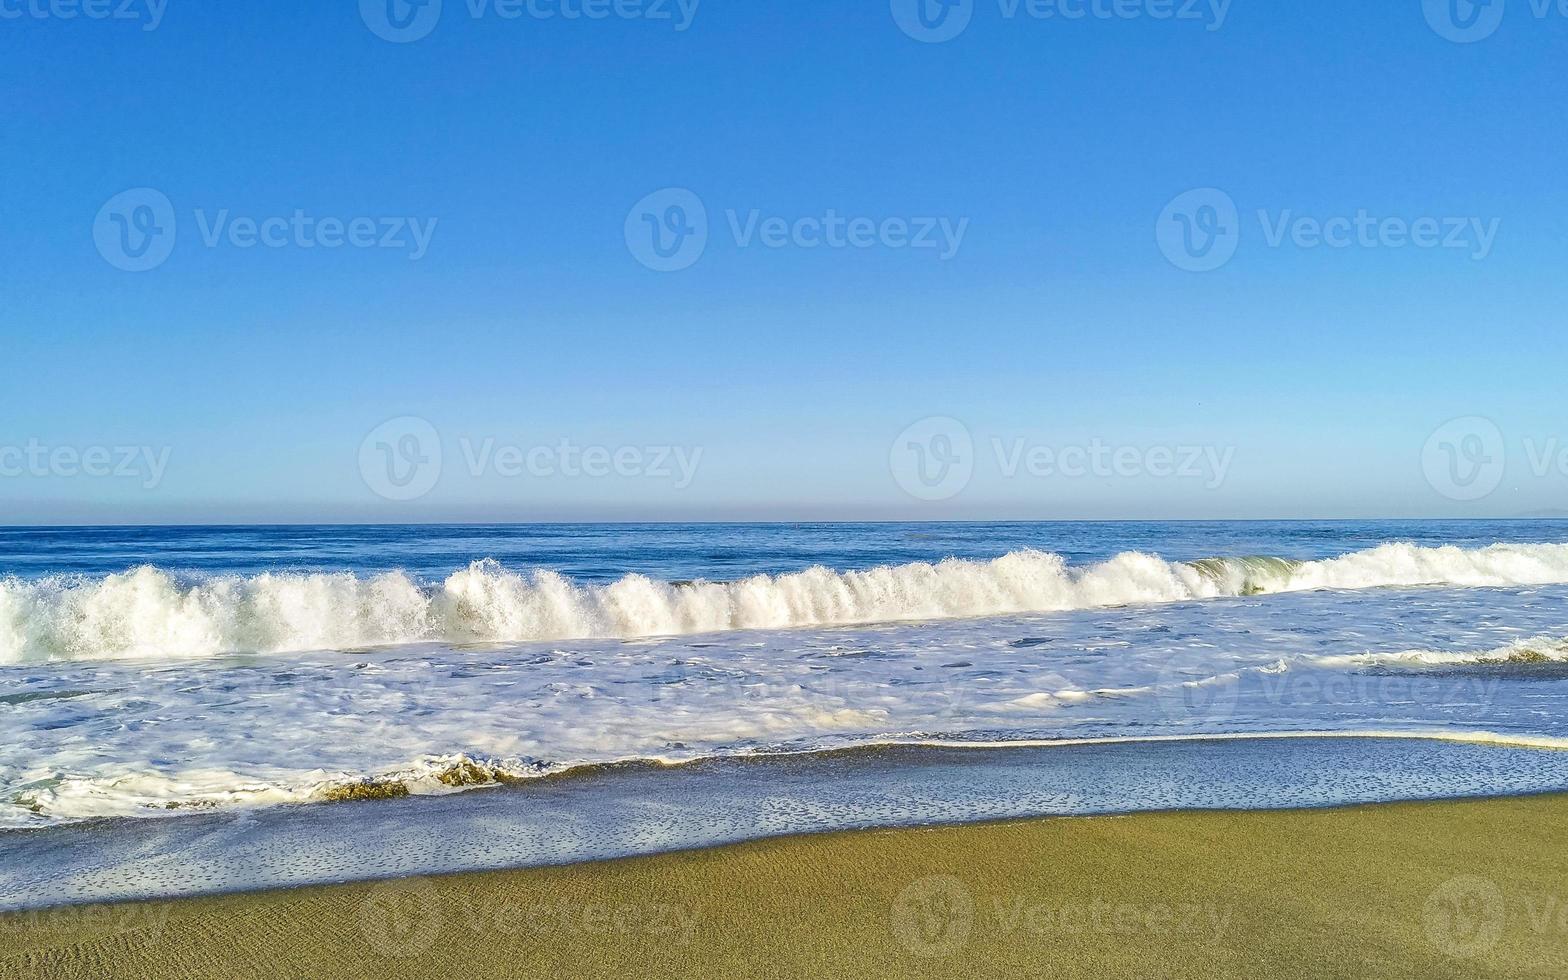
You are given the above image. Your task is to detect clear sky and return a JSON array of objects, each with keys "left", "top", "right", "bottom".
[{"left": 2, "top": 1, "right": 1566, "bottom": 524}]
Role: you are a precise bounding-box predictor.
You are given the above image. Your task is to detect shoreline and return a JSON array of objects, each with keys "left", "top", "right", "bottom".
[
  {"left": 12, "top": 724, "right": 1568, "bottom": 829},
  {"left": 13, "top": 722, "right": 1568, "bottom": 829},
  {"left": 6, "top": 793, "right": 1567, "bottom": 978},
  {"left": 11, "top": 786, "right": 1568, "bottom": 915},
  {"left": 8, "top": 734, "right": 1568, "bottom": 913}
]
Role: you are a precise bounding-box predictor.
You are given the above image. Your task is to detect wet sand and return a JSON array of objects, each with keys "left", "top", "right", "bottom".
[{"left": 5, "top": 793, "right": 1567, "bottom": 979}]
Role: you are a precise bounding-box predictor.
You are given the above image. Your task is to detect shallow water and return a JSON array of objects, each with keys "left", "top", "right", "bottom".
[{"left": 4, "top": 736, "right": 1567, "bottom": 911}]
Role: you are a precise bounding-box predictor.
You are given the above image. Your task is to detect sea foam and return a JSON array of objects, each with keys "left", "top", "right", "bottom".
[{"left": 5, "top": 541, "right": 1568, "bottom": 663}]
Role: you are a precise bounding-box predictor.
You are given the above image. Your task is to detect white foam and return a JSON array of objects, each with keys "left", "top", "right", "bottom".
[
  {"left": 18, "top": 727, "right": 1568, "bottom": 829},
  {"left": 1308, "top": 635, "right": 1568, "bottom": 670},
  {"left": 7, "top": 542, "right": 1568, "bottom": 662},
  {"left": 8, "top": 591, "right": 1568, "bottom": 827},
  {"left": 874, "top": 728, "right": 1568, "bottom": 753}
]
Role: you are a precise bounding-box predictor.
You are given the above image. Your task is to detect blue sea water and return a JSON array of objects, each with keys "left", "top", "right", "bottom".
[
  {"left": 4, "top": 519, "right": 1567, "bottom": 582},
  {"left": 5, "top": 519, "right": 1568, "bottom": 865}
]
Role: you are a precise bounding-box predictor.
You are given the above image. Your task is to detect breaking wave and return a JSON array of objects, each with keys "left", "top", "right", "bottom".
[{"left": 5, "top": 541, "right": 1568, "bottom": 663}]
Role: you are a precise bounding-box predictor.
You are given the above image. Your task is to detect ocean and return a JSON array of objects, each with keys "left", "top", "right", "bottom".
[{"left": 6, "top": 520, "right": 1568, "bottom": 904}]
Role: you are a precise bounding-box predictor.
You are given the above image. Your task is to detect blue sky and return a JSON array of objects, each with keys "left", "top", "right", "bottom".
[{"left": 2, "top": 1, "right": 1566, "bottom": 523}]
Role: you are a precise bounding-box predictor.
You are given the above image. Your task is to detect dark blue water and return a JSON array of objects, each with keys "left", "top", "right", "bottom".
[{"left": 3, "top": 520, "right": 1566, "bottom": 582}]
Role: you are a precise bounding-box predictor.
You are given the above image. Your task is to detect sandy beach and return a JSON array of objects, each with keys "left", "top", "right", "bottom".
[
  {"left": 13, "top": 0, "right": 1564, "bottom": 973},
  {"left": 5, "top": 793, "right": 1566, "bottom": 979}
]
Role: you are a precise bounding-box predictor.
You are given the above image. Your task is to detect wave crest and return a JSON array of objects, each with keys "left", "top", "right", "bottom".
[{"left": 5, "top": 541, "right": 1568, "bottom": 663}]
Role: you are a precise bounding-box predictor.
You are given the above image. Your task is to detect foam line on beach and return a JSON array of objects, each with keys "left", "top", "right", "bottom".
[
  {"left": 13, "top": 726, "right": 1568, "bottom": 829},
  {"left": 865, "top": 728, "right": 1568, "bottom": 754},
  {"left": 8, "top": 736, "right": 1568, "bottom": 913}
]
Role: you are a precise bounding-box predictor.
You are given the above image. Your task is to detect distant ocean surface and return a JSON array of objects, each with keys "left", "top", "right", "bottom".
[{"left": 6, "top": 520, "right": 1568, "bottom": 831}]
